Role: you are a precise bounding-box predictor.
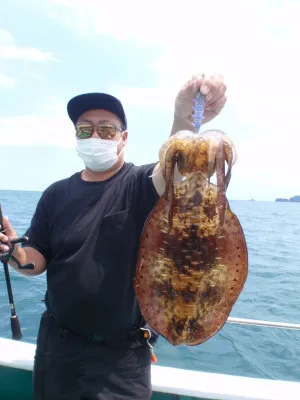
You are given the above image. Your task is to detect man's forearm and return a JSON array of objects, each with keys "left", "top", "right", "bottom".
[
  {"left": 8, "top": 245, "right": 45, "bottom": 276},
  {"left": 170, "top": 115, "right": 196, "bottom": 137},
  {"left": 7, "top": 244, "right": 32, "bottom": 276}
]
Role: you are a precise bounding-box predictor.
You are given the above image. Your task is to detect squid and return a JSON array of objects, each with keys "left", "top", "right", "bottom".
[{"left": 134, "top": 130, "right": 248, "bottom": 346}]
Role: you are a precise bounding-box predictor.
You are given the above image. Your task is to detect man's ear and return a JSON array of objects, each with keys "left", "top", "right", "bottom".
[{"left": 122, "top": 130, "right": 128, "bottom": 143}]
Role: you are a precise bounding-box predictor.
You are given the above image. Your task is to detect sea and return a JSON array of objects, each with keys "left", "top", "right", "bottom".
[{"left": 0, "top": 189, "right": 300, "bottom": 383}]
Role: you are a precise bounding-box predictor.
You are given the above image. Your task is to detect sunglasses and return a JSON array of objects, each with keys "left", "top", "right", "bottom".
[{"left": 75, "top": 123, "right": 124, "bottom": 140}]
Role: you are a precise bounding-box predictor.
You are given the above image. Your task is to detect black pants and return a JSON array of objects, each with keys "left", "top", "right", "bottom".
[{"left": 33, "top": 311, "right": 152, "bottom": 400}]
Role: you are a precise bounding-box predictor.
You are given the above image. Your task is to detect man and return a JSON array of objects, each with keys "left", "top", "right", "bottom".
[{"left": 0, "top": 73, "right": 227, "bottom": 400}]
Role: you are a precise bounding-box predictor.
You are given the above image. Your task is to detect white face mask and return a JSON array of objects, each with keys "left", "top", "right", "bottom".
[{"left": 76, "top": 136, "right": 124, "bottom": 172}]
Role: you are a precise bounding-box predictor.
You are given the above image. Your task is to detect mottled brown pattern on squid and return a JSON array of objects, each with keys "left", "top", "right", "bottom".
[{"left": 134, "top": 130, "right": 248, "bottom": 346}]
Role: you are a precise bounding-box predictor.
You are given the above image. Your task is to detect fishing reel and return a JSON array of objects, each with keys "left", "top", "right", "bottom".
[
  {"left": 0, "top": 234, "right": 35, "bottom": 340},
  {"left": 0, "top": 235, "right": 35, "bottom": 270}
]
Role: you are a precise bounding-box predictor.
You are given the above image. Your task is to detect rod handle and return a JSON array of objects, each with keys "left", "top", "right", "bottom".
[{"left": 11, "top": 315, "right": 22, "bottom": 340}]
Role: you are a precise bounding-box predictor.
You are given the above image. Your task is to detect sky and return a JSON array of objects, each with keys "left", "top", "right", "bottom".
[{"left": 0, "top": 0, "right": 299, "bottom": 201}]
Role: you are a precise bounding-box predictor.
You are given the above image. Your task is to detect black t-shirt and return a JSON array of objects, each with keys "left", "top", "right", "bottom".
[{"left": 23, "top": 162, "right": 159, "bottom": 338}]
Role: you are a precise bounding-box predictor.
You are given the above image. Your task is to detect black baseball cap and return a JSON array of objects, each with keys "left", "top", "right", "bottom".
[{"left": 67, "top": 92, "right": 127, "bottom": 129}]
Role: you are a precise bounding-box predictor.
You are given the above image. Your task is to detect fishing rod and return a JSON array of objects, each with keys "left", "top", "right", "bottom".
[{"left": 0, "top": 204, "right": 34, "bottom": 340}]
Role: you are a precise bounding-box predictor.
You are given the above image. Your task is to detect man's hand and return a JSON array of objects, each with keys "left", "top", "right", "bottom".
[
  {"left": 152, "top": 72, "right": 227, "bottom": 196},
  {"left": 0, "top": 216, "right": 17, "bottom": 253},
  {"left": 0, "top": 215, "right": 46, "bottom": 276},
  {"left": 171, "top": 73, "right": 227, "bottom": 136}
]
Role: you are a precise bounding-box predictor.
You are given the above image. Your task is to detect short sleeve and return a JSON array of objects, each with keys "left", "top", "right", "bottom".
[
  {"left": 136, "top": 163, "right": 160, "bottom": 228},
  {"left": 22, "top": 185, "right": 54, "bottom": 263}
]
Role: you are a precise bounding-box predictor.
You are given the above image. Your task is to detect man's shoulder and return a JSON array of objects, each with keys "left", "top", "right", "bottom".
[
  {"left": 126, "top": 162, "right": 158, "bottom": 177},
  {"left": 41, "top": 172, "right": 80, "bottom": 198}
]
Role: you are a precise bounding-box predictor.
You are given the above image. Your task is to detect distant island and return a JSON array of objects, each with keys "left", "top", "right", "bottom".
[{"left": 275, "top": 195, "right": 300, "bottom": 202}]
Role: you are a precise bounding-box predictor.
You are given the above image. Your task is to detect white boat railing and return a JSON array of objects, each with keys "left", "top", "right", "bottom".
[
  {"left": 1, "top": 336, "right": 300, "bottom": 400},
  {"left": 227, "top": 317, "right": 300, "bottom": 330}
]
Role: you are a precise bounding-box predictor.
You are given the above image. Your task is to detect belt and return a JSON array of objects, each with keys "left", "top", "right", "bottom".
[
  {"left": 51, "top": 315, "right": 151, "bottom": 344},
  {"left": 49, "top": 312, "right": 158, "bottom": 362},
  {"left": 44, "top": 296, "right": 157, "bottom": 344},
  {"left": 56, "top": 323, "right": 144, "bottom": 343}
]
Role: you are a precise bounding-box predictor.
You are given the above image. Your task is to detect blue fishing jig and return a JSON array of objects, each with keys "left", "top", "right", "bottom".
[{"left": 194, "top": 91, "right": 205, "bottom": 132}]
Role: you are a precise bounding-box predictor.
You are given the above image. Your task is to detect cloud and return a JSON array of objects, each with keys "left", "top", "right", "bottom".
[
  {"left": 46, "top": 0, "right": 298, "bottom": 46},
  {"left": 0, "top": 97, "right": 139, "bottom": 152},
  {"left": 0, "top": 46, "right": 56, "bottom": 61},
  {"left": 0, "top": 29, "right": 57, "bottom": 62},
  {"left": 111, "top": 86, "right": 176, "bottom": 111},
  {"left": 46, "top": 0, "right": 300, "bottom": 128},
  {"left": 0, "top": 73, "right": 16, "bottom": 89},
  {"left": 0, "top": 113, "right": 75, "bottom": 148}
]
